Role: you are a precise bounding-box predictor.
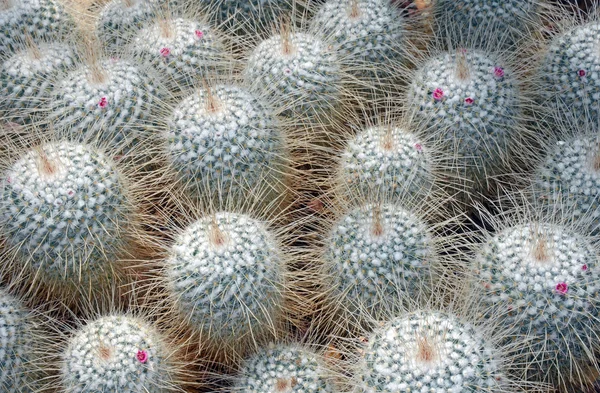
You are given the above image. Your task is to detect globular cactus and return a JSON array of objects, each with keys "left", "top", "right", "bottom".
[
  {"left": 233, "top": 343, "right": 333, "bottom": 393},
  {"left": 132, "top": 16, "right": 228, "bottom": 91},
  {"left": 530, "top": 131, "right": 600, "bottom": 234},
  {"left": 96, "top": 0, "right": 158, "bottom": 54},
  {"left": 164, "top": 82, "right": 289, "bottom": 208},
  {"left": 322, "top": 202, "right": 435, "bottom": 318},
  {"left": 310, "top": 0, "right": 405, "bottom": 88},
  {"left": 535, "top": 19, "right": 600, "bottom": 128},
  {"left": 0, "top": 40, "right": 77, "bottom": 124},
  {"left": 471, "top": 218, "right": 600, "bottom": 390},
  {"left": 354, "top": 310, "right": 509, "bottom": 393},
  {"left": 59, "top": 314, "right": 183, "bottom": 393},
  {"left": 244, "top": 29, "right": 342, "bottom": 123},
  {"left": 47, "top": 54, "right": 163, "bottom": 150},
  {"left": 0, "top": 0, "right": 75, "bottom": 53},
  {"left": 406, "top": 48, "right": 529, "bottom": 198},
  {"left": 0, "top": 140, "right": 136, "bottom": 302},
  {"left": 164, "top": 211, "right": 286, "bottom": 353},
  {"left": 0, "top": 288, "right": 36, "bottom": 393},
  {"left": 430, "top": 0, "right": 544, "bottom": 49},
  {"left": 335, "top": 124, "right": 434, "bottom": 202}
]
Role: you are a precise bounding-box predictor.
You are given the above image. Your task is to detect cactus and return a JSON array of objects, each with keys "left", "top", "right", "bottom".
[
  {"left": 244, "top": 30, "right": 342, "bottom": 122},
  {"left": 536, "top": 20, "right": 600, "bottom": 128},
  {"left": 0, "top": 289, "right": 36, "bottom": 393},
  {"left": 407, "top": 48, "right": 527, "bottom": 197},
  {"left": 0, "top": 0, "right": 75, "bottom": 53},
  {"left": 0, "top": 40, "right": 77, "bottom": 124},
  {"left": 472, "top": 220, "right": 600, "bottom": 390},
  {"left": 310, "top": 0, "right": 405, "bottom": 86},
  {"left": 355, "top": 310, "right": 507, "bottom": 393},
  {"left": 0, "top": 141, "right": 133, "bottom": 298},
  {"left": 233, "top": 343, "right": 333, "bottom": 393},
  {"left": 336, "top": 124, "right": 433, "bottom": 201},
  {"left": 165, "top": 211, "right": 285, "bottom": 348},
  {"left": 47, "top": 55, "right": 163, "bottom": 150},
  {"left": 530, "top": 132, "right": 600, "bottom": 234},
  {"left": 96, "top": 0, "right": 158, "bottom": 54},
  {"left": 60, "top": 314, "right": 179, "bottom": 393},
  {"left": 164, "top": 83, "right": 288, "bottom": 207},
  {"left": 430, "top": 0, "right": 543, "bottom": 49},
  {"left": 132, "top": 16, "right": 227, "bottom": 91},
  {"left": 322, "top": 202, "right": 435, "bottom": 317}
]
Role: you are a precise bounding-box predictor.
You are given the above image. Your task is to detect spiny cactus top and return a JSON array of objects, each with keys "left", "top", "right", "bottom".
[
  {"left": 325, "top": 203, "right": 433, "bottom": 312},
  {"left": 0, "top": 0, "right": 74, "bottom": 53},
  {"left": 431, "top": 0, "right": 540, "bottom": 48},
  {"left": 201, "top": 0, "right": 294, "bottom": 34},
  {"left": 310, "top": 0, "right": 405, "bottom": 74},
  {"left": 408, "top": 49, "right": 520, "bottom": 189},
  {"left": 358, "top": 310, "right": 503, "bottom": 393},
  {"left": 244, "top": 31, "right": 342, "bottom": 120},
  {"left": 0, "top": 289, "right": 34, "bottom": 393},
  {"left": 338, "top": 125, "right": 432, "bottom": 200},
  {"left": 61, "top": 315, "right": 173, "bottom": 393},
  {"left": 537, "top": 21, "right": 600, "bottom": 127},
  {"left": 166, "top": 83, "right": 285, "bottom": 203},
  {"left": 234, "top": 344, "right": 332, "bottom": 393},
  {"left": 48, "top": 57, "right": 161, "bottom": 148},
  {"left": 97, "top": 0, "right": 158, "bottom": 54},
  {"left": 132, "top": 17, "right": 226, "bottom": 90},
  {"left": 0, "top": 141, "right": 129, "bottom": 286},
  {"left": 532, "top": 135, "right": 600, "bottom": 232},
  {"left": 474, "top": 223, "right": 600, "bottom": 384},
  {"left": 0, "top": 42, "right": 77, "bottom": 123},
  {"left": 166, "top": 212, "right": 283, "bottom": 341}
]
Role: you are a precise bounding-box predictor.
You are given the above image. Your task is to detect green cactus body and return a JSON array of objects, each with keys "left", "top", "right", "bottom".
[
  {"left": 166, "top": 212, "right": 284, "bottom": 342},
  {"left": 0, "top": 289, "right": 34, "bottom": 393},
  {"left": 166, "top": 84, "right": 286, "bottom": 205},
  {"left": 61, "top": 315, "right": 173, "bottom": 393},
  {"left": 537, "top": 21, "right": 600, "bottom": 128},
  {"left": 97, "top": 0, "right": 157, "bottom": 54},
  {"left": 0, "top": 0, "right": 74, "bottom": 53},
  {"left": 0, "top": 42, "right": 77, "bottom": 124},
  {"left": 325, "top": 203, "right": 433, "bottom": 312},
  {"left": 338, "top": 125, "right": 432, "bottom": 200},
  {"left": 358, "top": 311, "right": 503, "bottom": 393},
  {"left": 532, "top": 136, "right": 600, "bottom": 233},
  {"left": 474, "top": 223, "right": 600, "bottom": 385},
  {"left": 234, "top": 344, "right": 332, "bottom": 393},
  {"left": 0, "top": 141, "right": 130, "bottom": 288},
  {"left": 407, "top": 49, "right": 520, "bottom": 191},
  {"left": 310, "top": 0, "right": 405, "bottom": 81},
  {"left": 431, "top": 0, "right": 540, "bottom": 48},
  {"left": 244, "top": 31, "right": 342, "bottom": 121},
  {"left": 48, "top": 58, "right": 160, "bottom": 149},
  {"left": 132, "top": 17, "right": 226, "bottom": 91}
]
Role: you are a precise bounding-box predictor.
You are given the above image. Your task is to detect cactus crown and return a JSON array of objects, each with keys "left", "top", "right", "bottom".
[{"left": 166, "top": 211, "right": 284, "bottom": 342}]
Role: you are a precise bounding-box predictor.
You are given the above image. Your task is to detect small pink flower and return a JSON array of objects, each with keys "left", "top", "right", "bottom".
[
  {"left": 67, "top": 189, "right": 75, "bottom": 197},
  {"left": 6, "top": 176, "right": 11, "bottom": 184},
  {"left": 578, "top": 69, "right": 587, "bottom": 77},
  {"left": 582, "top": 264, "right": 588, "bottom": 271},
  {"left": 283, "top": 68, "right": 292, "bottom": 75},
  {"left": 555, "top": 282, "right": 568, "bottom": 295},
  {"left": 136, "top": 350, "right": 148, "bottom": 363},
  {"left": 195, "top": 30, "right": 204, "bottom": 39},
  {"left": 160, "top": 47, "right": 171, "bottom": 57},
  {"left": 110, "top": 56, "right": 119, "bottom": 63},
  {"left": 98, "top": 97, "right": 108, "bottom": 108},
  {"left": 464, "top": 97, "right": 474, "bottom": 105},
  {"left": 414, "top": 143, "right": 423, "bottom": 152},
  {"left": 432, "top": 88, "right": 444, "bottom": 101},
  {"left": 493, "top": 66, "right": 504, "bottom": 78}
]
